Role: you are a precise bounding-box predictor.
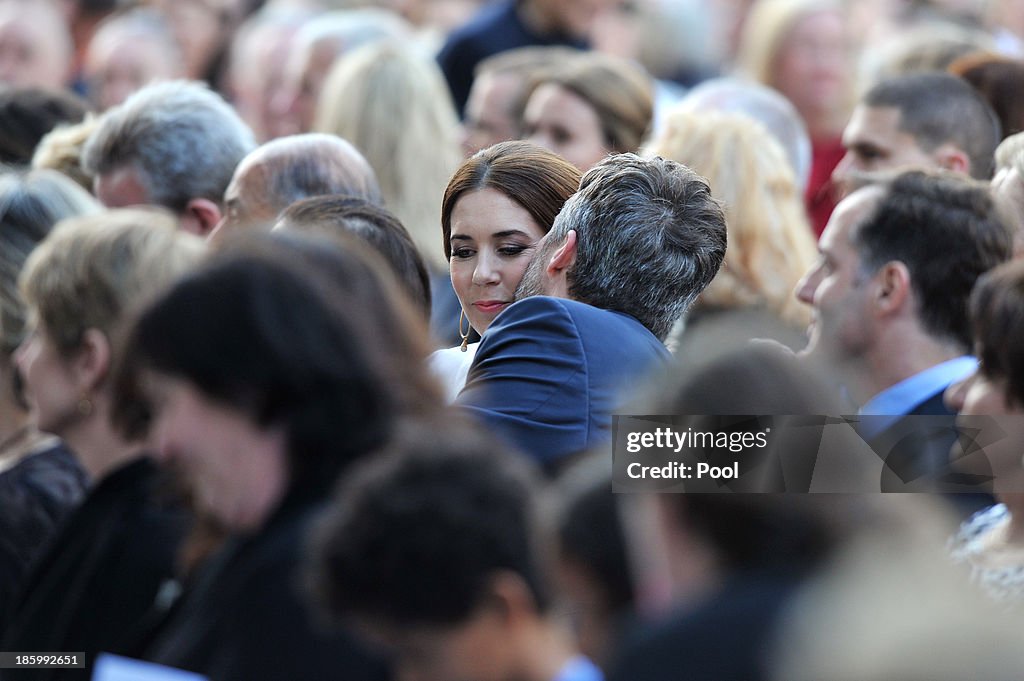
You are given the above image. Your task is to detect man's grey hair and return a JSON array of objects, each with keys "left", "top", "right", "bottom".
[
  {"left": 82, "top": 80, "right": 255, "bottom": 211},
  {"left": 551, "top": 153, "right": 727, "bottom": 340}
]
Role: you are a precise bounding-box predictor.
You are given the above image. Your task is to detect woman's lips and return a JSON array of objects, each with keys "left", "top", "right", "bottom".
[{"left": 473, "top": 300, "right": 509, "bottom": 314}]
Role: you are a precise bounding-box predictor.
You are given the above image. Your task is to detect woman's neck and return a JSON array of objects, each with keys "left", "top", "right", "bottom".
[{"left": 65, "top": 398, "right": 144, "bottom": 482}]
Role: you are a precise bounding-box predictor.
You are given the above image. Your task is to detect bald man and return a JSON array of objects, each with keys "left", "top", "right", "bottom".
[{"left": 212, "top": 133, "right": 382, "bottom": 242}]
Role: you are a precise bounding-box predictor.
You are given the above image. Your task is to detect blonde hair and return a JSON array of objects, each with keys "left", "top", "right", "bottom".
[
  {"left": 20, "top": 207, "right": 207, "bottom": 356},
  {"left": 31, "top": 116, "right": 100, "bottom": 192},
  {"left": 644, "top": 110, "right": 816, "bottom": 327},
  {"left": 314, "top": 42, "right": 461, "bottom": 270},
  {"left": 996, "top": 130, "right": 1024, "bottom": 176},
  {"left": 736, "top": 0, "right": 841, "bottom": 87}
]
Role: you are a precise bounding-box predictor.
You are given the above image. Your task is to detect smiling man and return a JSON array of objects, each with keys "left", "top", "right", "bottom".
[{"left": 795, "top": 170, "right": 1012, "bottom": 489}]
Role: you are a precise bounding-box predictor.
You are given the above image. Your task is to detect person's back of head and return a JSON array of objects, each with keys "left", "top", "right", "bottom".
[
  {"left": 543, "top": 153, "right": 727, "bottom": 341},
  {"left": 310, "top": 418, "right": 577, "bottom": 681},
  {"left": 643, "top": 110, "right": 816, "bottom": 328},
  {"left": 314, "top": 41, "right": 460, "bottom": 271},
  {"left": 853, "top": 170, "right": 1013, "bottom": 351},
  {"left": 992, "top": 130, "right": 1024, "bottom": 253},
  {"left": 275, "top": 195, "right": 432, "bottom": 319},
  {"left": 82, "top": 79, "right": 256, "bottom": 213},
  {"left": 31, "top": 117, "right": 100, "bottom": 192},
  {"left": 20, "top": 207, "right": 206, "bottom": 358},
  {"left": 949, "top": 52, "right": 1024, "bottom": 140},
  {"left": 679, "top": 77, "right": 812, "bottom": 191},
  {"left": 862, "top": 71, "right": 1001, "bottom": 179},
  {"left": 0, "top": 168, "right": 100, "bottom": 355},
  {"left": 0, "top": 87, "right": 90, "bottom": 166}
]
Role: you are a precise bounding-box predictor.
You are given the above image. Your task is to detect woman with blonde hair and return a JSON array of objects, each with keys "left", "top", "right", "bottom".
[
  {"left": 0, "top": 169, "right": 99, "bottom": 622},
  {"left": 315, "top": 40, "right": 464, "bottom": 345},
  {"left": 644, "top": 109, "right": 816, "bottom": 332},
  {"left": 315, "top": 41, "right": 461, "bottom": 275},
  {"left": 2, "top": 209, "right": 205, "bottom": 677},
  {"left": 520, "top": 52, "right": 654, "bottom": 172},
  {"left": 735, "top": 0, "right": 854, "bottom": 234}
]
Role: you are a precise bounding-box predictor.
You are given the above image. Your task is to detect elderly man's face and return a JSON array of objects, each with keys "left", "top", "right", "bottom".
[{"left": 213, "top": 159, "right": 275, "bottom": 242}]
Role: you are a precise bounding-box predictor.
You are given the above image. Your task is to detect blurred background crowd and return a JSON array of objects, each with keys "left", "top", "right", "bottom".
[{"left": 2, "top": 0, "right": 1024, "bottom": 680}]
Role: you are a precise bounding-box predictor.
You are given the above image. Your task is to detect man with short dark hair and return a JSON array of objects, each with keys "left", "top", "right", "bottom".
[
  {"left": 313, "top": 421, "right": 602, "bottom": 681},
  {"left": 832, "top": 72, "right": 1001, "bottom": 196},
  {"left": 457, "top": 153, "right": 727, "bottom": 467},
  {"left": 796, "top": 170, "right": 1013, "bottom": 488}
]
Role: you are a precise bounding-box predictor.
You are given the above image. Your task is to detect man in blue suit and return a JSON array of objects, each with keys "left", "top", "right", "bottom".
[
  {"left": 457, "top": 154, "right": 728, "bottom": 468},
  {"left": 795, "top": 170, "right": 1012, "bottom": 495}
]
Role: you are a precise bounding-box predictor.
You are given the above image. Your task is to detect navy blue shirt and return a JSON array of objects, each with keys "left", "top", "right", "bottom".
[{"left": 437, "top": 0, "right": 586, "bottom": 116}]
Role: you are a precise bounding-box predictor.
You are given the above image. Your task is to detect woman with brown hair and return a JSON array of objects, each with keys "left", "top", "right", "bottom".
[
  {"left": 520, "top": 52, "right": 653, "bottom": 172},
  {"left": 431, "top": 140, "right": 580, "bottom": 400}
]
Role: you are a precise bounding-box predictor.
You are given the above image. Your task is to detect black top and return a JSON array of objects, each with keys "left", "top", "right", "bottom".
[
  {"left": 0, "top": 441, "right": 87, "bottom": 625},
  {"left": 607, "top": 570, "right": 806, "bottom": 681},
  {"left": 436, "top": 0, "right": 586, "bottom": 116},
  {"left": 0, "top": 457, "right": 186, "bottom": 681},
  {"left": 141, "top": 495, "right": 390, "bottom": 681}
]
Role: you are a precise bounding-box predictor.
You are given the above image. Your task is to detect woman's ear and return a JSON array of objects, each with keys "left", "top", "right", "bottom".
[{"left": 73, "top": 328, "right": 112, "bottom": 392}]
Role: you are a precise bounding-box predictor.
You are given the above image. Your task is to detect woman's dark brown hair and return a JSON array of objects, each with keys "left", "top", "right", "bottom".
[{"left": 440, "top": 140, "right": 581, "bottom": 260}]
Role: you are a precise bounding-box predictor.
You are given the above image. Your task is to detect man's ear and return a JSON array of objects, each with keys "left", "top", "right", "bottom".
[
  {"left": 546, "top": 229, "right": 578, "bottom": 276},
  {"left": 483, "top": 571, "right": 537, "bottom": 625},
  {"left": 181, "top": 198, "right": 223, "bottom": 237},
  {"left": 873, "top": 261, "right": 911, "bottom": 317},
  {"left": 74, "top": 328, "right": 112, "bottom": 392},
  {"left": 932, "top": 144, "right": 971, "bottom": 176}
]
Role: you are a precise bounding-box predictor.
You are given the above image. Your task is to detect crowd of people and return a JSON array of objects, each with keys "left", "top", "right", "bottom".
[{"left": 3, "top": 0, "right": 1024, "bottom": 679}]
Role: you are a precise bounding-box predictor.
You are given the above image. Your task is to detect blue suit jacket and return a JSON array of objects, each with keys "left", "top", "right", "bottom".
[{"left": 456, "top": 296, "right": 670, "bottom": 465}]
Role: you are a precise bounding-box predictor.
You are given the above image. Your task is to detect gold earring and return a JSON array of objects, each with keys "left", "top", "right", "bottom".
[
  {"left": 459, "top": 309, "right": 470, "bottom": 352},
  {"left": 77, "top": 395, "right": 93, "bottom": 416}
]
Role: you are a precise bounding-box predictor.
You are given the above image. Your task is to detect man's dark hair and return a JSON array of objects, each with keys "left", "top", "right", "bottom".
[
  {"left": 0, "top": 87, "right": 90, "bottom": 165},
  {"left": 969, "top": 260, "right": 1024, "bottom": 407},
  {"left": 278, "top": 196, "right": 431, "bottom": 319},
  {"left": 556, "top": 458, "right": 633, "bottom": 613},
  {"left": 310, "top": 420, "right": 552, "bottom": 627},
  {"left": 852, "top": 170, "right": 1013, "bottom": 351},
  {"left": 548, "top": 153, "right": 727, "bottom": 340},
  {"left": 863, "top": 72, "right": 1001, "bottom": 179}
]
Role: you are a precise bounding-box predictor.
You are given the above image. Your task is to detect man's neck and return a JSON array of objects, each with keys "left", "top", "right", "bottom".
[{"left": 851, "top": 333, "right": 966, "bottom": 406}]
